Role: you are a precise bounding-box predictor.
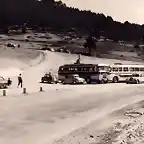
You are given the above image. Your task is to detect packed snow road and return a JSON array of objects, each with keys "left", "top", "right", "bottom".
[
  {"left": 0, "top": 83, "right": 144, "bottom": 144},
  {"left": 0, "top": 40, "right": 144, "bottom": 143}
]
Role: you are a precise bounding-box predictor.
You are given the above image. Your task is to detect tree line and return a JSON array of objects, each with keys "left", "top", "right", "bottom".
[{"left": 0, "top": 0, "right": 144, "bottom": 42}]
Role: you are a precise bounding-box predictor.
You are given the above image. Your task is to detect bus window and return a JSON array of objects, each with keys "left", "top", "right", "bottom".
[
  {"left": 104, "top": 67, "right": 110, "bottom": 71},
  {"left": 63, "top": 68, "right": 69, "bottom": 72},
  {"left": 99, "top": 66, "right": 110, "bottom": 71},
  {"left": 80, "top": 68, "right": 84, "bottom": 71},
  {"left": 134, "top": 68, "right": 139, "bottom": 72},
  {"left": 81, "top": 68, "right": 84, "bottom": 71},
  {"left": 115, "top": 67, "right": 118, "bottom": 72},
  {"left": 109, "top": 67, "right": 111, "bottom": 71},
  {"left": 112, "top": 67, "right": 118, "bottom": 72},
  {"left": 129, "top": 67, "right": 134, "bottom": 71},
  {"left": 58, "top": 67, "right": 64, "bottom": 72},
  {"left": 89, "top": 68, "right": 93, "bottom": 71},
  {"left": 74, "top": 68, "right": 78, "bottom": 71},
  {"left": 84, "top": 68, "right": 87, "bottom": 71},
  {"left": 109, "top": 68, "right": 112, "bottom": 72},
  {"left": 99, "top": 66, "right": 104, "bottom": 71},
  {"left": 94, "top": 67, "right": 98, "bottom": 71},
  {"left": 140, "top": 68, "right": 144, "bottom": 71},
  {"left": 80, "top": 68, "right": 87, "bottom": 71},
  {"left": 80, "top": 68, "right": 82, "bottom": 71},
  {"left": 123, "top": 67, "right": 128, "bottom": 71},
  {"left": 118, "top": 67, "right": 122, "bottom": 72},
  {"left": 76, "top": 67, "right": 81, "bottom": 71},
  {"left": 69, "top": 68, "right": 72, "bottom": 71}
]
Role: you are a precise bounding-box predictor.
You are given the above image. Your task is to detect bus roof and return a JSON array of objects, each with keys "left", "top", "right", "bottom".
[
  {"left": 97, "top": 64, "right": 110, "bottom": 66},
  {"left": 59, "top": 64, "right": 98, "bottom": 68},
  {"left": 110, "top": 64, "right": 144, "bottom": 68},
  {"left": 59, "top": 63, "right": 110, "bottom": 67}
]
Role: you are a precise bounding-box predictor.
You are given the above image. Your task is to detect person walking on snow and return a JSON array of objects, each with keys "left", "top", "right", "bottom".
[
  {"left": 17, "top": 74, "right": 23, "bottom": 88},
  {"left": 7, "top": 78, "right": 12, "bottom": 86}
]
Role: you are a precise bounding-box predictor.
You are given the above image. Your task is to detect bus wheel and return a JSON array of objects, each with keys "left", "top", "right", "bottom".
[{"left": 113, "top": 76, "right": 119, "bottom": 83}]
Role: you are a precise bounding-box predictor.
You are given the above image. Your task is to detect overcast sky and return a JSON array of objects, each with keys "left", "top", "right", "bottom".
[{"left": 58, "top": 0, "right": 144, "bottom": 24}]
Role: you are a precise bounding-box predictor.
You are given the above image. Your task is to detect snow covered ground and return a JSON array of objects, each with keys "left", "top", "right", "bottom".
[{"left": 0, "top": 33, "right": 144, "bottom": 144}]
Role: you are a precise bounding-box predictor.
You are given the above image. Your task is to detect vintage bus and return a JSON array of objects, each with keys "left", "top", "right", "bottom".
[
  {"left": 58, "top": 63, "right": 110, "bottom": 84},
  {"left": 109, "top": 64, "right": 144, "bottom": 83}
]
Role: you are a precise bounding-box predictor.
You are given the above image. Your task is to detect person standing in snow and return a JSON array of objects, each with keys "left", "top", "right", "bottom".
[
  {"left": 17, "top": 74, "right": 23, "bottom": 88},
  {"left": 75, "top": 54, "right": 81, "bottom": 64},
  {"left": 7, "top": 78, "right": 12, "bottom": 86}
]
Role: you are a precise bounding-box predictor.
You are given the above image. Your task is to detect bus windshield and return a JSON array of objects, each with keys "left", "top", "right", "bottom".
[
  {"left": 97, "top": 64, "right": 111, "bottom": 72},
  {"left": 98, "top": 66, "right": 110, "bottom": 71}
]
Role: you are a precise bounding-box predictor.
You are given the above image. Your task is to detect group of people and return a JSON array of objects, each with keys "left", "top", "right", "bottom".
[{"left": 7, "top": 73, "right": 23, "bottom": 88}]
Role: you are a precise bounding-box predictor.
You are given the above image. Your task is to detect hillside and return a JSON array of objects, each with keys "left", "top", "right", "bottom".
[
  {"left": 0, "top": 1, "right": 144, "bottom": 142},
  {"left": 0, "top": 0, "right": 144, "bottom": 42},
  {"left": 0, "top": 31, "right": 143, "bottom": 144}
]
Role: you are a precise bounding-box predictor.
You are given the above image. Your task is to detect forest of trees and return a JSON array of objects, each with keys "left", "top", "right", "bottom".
[{"left": 0, "top": 0, "right": 144, "bottom": 41}]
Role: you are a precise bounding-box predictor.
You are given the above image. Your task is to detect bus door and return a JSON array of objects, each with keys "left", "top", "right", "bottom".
[{"left": 89, "top": 67, "right": 99, "bottom": 82}]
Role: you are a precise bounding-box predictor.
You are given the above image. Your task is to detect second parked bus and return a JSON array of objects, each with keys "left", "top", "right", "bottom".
[{"left": 109, "top": 63, "right": 144, "bottom": 83}]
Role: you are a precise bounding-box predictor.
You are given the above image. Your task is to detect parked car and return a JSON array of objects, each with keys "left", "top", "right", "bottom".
[
  {"left": 0, "top": 77, "right": 9, "bottom": 88},
  {"left": 47, "top": 47, "right": 55, "bottom": 52},
  {"left": 63, "top": 49, "right": 71, "bottom": 53},
  {"left": 24, "top": 35, "right": 35, "bottom": 41},
  {"left": 41, "top": 73, "right": 57, "bottom": 84},
  {"left": 62, "top": 74, "right": 86, "bottom": 85},
  {"left": 57, "top": 48, "right": 64, "bottom": 52},
  {"left": 6, "top": 42, "right": 17, "bottom": 48},
  {"left": 126, "top": 77, "right": 140, "bottom": 84},
  {"left": 57, "top": 48, "right": 70, "bottom": 53},
  {"left": 41, "top": 47, "right": 55, "bottom": 52}
]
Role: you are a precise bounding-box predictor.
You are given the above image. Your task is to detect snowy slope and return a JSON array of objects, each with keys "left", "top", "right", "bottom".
[{"left": 0, "top": 33, "right": 143, "bottom": 144}]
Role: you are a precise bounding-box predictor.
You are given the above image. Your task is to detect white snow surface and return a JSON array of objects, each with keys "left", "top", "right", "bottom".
[{"left": 0, "top": 34, "right": 144, "bottom": 144}]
